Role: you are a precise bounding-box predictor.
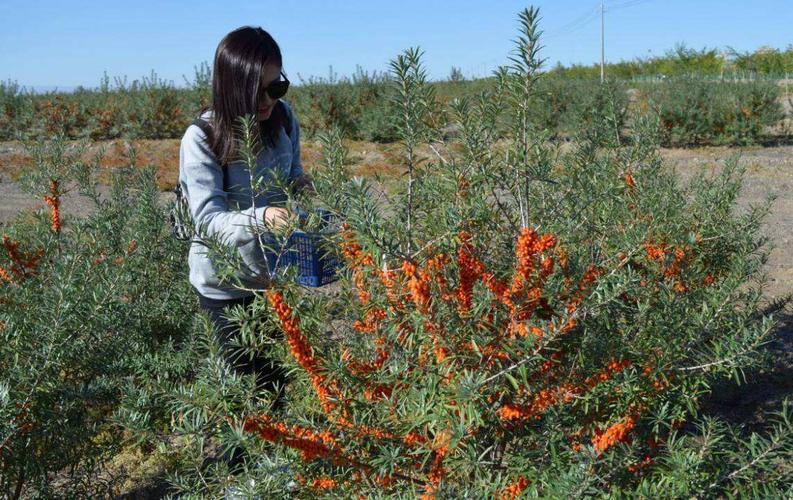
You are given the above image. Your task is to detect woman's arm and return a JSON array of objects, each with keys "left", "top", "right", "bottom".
[{"left": 179, "top": 125, "right": 269, "bottom": 245}]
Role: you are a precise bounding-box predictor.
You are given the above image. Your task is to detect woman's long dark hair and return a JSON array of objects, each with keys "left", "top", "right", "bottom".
[{"left": 199, "top": 26, "right": 289, "bottom": 166}]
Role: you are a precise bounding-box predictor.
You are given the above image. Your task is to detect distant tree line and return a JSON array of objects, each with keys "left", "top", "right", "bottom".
[{"left": 547, "top": 43, "right": 793, "bottom": 80}]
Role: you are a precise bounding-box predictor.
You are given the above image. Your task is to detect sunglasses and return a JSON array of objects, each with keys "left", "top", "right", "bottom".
[{"left": 259, "top": 70, "right": 290, "bottom": 100}]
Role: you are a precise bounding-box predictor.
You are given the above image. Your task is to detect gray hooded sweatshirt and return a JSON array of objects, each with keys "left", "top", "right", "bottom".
[{"left": 178, "top": 100, "right": 303, "bottom": 300}]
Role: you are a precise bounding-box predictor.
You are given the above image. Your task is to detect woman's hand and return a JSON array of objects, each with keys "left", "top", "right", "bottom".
[
  {"left": 291, "top": 173, "right": 315, "bottom": 195},
  {"left": 263, "top": 206, "right": 292, "bottom": 230}
]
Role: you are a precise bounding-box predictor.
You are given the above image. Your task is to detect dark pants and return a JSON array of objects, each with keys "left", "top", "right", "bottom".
[{"left": 195, "top": 289, "right": 287, "bottom": 469}]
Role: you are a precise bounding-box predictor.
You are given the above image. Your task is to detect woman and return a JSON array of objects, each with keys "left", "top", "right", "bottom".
[{"left": 178, "top": 26, "right": 306, "bottom": 403}]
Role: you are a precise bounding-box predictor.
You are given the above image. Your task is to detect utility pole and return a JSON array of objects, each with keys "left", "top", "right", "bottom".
[{"left": 600, "top": 0, "right": 605, "bottom": 82}]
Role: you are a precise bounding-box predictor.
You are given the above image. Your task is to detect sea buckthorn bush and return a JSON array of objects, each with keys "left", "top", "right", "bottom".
[
  {"left": 642, "top": 77, "right": 783, "bottom": 146},
  {"left": 0, "top": 138, "right": 196, "bottom": 496},
  {"left": 0, "top": 71, "right": 199, "bottom": 142},
  {"left": 0, "top": 80, "right": 35, "bottom": 141},
  {"left": 286, "top": 66, "right": 405, "bottom": 143},
  {"left": 529, "top": 77, "right": 628, "bottom": 143},
  {"left": 155, "top": 7, "right": 791, "bottom": 498}
]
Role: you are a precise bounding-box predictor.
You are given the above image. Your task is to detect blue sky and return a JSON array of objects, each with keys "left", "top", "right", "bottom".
[{"left": 2, "top": 0, "right": 791, "bottom": 91}]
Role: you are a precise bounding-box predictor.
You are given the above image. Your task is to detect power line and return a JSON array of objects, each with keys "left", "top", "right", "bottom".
[
  {"left": 542, "top": 0, "right": 654, "bottom": 80},
  {"left": 545, "top": 0, "right": 653, "bottom": 40},
  {"left": 544, "top": 3, "right": 601, "bottom": 39},
  {"left": 607, "top": 0, "right": 654, "bottom": 12}
]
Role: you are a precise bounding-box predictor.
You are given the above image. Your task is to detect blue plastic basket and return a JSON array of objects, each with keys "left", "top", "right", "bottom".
[
  {"left": 263, "top": 209, "right": 341, "bottom": 287},
  {"left": 283, "top": 231, "right": 340, "bottom": 287}
]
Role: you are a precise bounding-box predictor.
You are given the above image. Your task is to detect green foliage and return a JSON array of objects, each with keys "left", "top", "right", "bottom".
[
  {"left": 1, "top": 7, "right": 792, "bottom": 498},
  {"left": 0, "top": 81, "right": 34, "bottom": 141},
  {"left": 0, "top": 138, "right": 196, "bottom": 496},
  {"left": 0, "top": 70, "right": 201, "bottom": 142},
  {"left": 730, "top": 45, "right": 793, "bottom": 77},
  {"left": 151, "top": 7, "right": 792, "bottom": 498},
  {"left": 530, "top": 78, "right": 628, "bottom": 144},
  {"left": 642, "top": 78, "right": 783, "bottom": 146},
  {"left": 549, "top": 43, "right": 793, "bottom": 80},
  {"left": 448, "top": 66, "right": 465, "bottom": 83},
  {"left": 288, "top": 66, "right": 399, "bottom": 142},
  {"left": 1, "top": 43, "right": 788, "bottom": 146},
  {"left": 632, "top": 402, "right": 793, "bottom": 497}
]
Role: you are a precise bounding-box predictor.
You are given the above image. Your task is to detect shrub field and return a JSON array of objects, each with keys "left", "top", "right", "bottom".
[
  {"left": 1, "top": 6, "right": 791, "bottom": 498},
  {"left": 1, "top": 45, "right": 790, "bottom": 147}
]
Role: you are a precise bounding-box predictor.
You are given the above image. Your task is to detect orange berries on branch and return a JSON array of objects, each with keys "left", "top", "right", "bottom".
[
  {"left": 1, "top": 235, "right": 45, "bottom": 284},
  {"left": 43, "top": 179, "right": 61, "bottom": 234},
  {"left": 267, "top": 290, "right": 318, "bottom": 376},
  {"left": 499, "top": 476, "right": 530, "bottom": 500},
  {"left": 456, "top": 231, "right": 484, "bottom": 314},
  {"left": 267, "top": 289, "right": 401, "bottom": 448},
  {"left": 642, "top": 237, "right": 702, "bottom": 293},
  {"left": 592, "top": 415, "right": 637, "bottom": 454},
  {"left": 496, "top": 358, "right": 632, "bottom": 426},
  {"left": 346, "top": 348, "right": 390, "bottom": 377},
  {"left": 267, "top": 289, "right": 345, "bottom": 418},
  {"left": 243, "top": 415, "right": 345, "bottom": 463},
  {"left": 512, "top": 228, "right": 556, "bottom": 292},
  {"left": 403, "top": 260, "right": 433, "bottom": 314},
  {"left": 311, "top": 477, "right": 338, "bottom": 491},
  {"left": 260, "top": 222, "right": 648, "bottom": 494},
  {"left": 352, "top": 307, "right": 387, "bottom": 334},
  {"left": 339, "top": 224, "right": 376, "bottom": 305},
  {"left": 624, "top": 172, "right": 636, "bottom": 190}
]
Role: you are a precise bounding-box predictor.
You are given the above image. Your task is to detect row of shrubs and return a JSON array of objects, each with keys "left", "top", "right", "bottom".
[
  {"left": 1, "top": 70, "right": 786, "bottom": 147},
  {"left": 549, "top": 43, "right": 793, "bottom": 80},
  {"left": 641, "top": 78, "right": 785, "bottom": 146}
]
